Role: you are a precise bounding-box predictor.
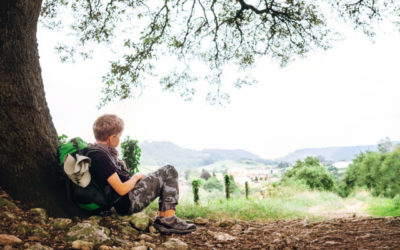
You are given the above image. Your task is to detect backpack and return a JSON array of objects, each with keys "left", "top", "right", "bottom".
[{"left": 58, "top": 137, "right": 119, "bottom": 212}]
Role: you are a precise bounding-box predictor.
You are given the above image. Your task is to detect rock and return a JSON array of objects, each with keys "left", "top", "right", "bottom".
[
  {"left": 243, "top": 227, "right": 257, "bottom": 234},
  {"left": 217, "top": 218, "right": 235, "bottom": 227},
  {"left": 98, "top": 245, "right": 110, "bottom": 250},
  {"left": 0, "top": 211, "right": 16, "bottom": 219},
  {"left": 132, "top": 246, "right": 147, "bottom": 250},
  {"left": 117, "top": 222, "right": 139, "bottom": 236},
  {"left": 11, "top": 222, "right": 49, "bottom": 238},
  {"left": 149, "top": 226, "right": 157, "bottom": 234},
  {"left": 272, "top": 238, "right": 282, "bottom": 244},
  {"left": 131, "top": 246, "right": 147, "bottom": 250},
  {"left": 146, "top": 242, "right": 156, "bottom": 249},
  {"left": 194, "top": 217, "right": 209, "bottom": 225},
  {"left": 231, "top": 224, "right": 242, "bottom": 235},
  {"left": 162, "top": 238, "right": 188, "bottom": 250},
  {"left": 64, "top": 222, "right": 110, "bottom": 245},
  {"left": 139, "top": 234, "right": 153, "bottom": 241},
  {"left": 30, "top": 225, "right": 50, "bottom": 238},
  {"left": 208, "top": 231, "right": 236, "bottom": 242},
  {"left": 0, "top": 234, "right": 22, "bottom": 245},
  {"left": 71, "top": 240, "right": 94, "bottom": 250},
  {"left": 0, "top": 197, "right": 17, "bottom": 209},
  {"left": 128, "top": 212, "right": 151, "bottom": 231},
  {"left": 29, "top": 208, "right": 48, "bottom": 223},
  {"left": 88, "top": 216, "right": 102, "bottom": 224},
  {"left": 12, "top": 222, "right": 29, "bottom": 236},
  {"left": 27, "top": 242, "right": 54, "bottom": 250},
  {"left": 51, "top": 218, "right": 72, "bottom": 230}
]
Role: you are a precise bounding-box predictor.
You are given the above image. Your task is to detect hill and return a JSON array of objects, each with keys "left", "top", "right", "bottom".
[
  {"left": 139, "top": 141, "right": 270, "bottom": 169},
  {"left": 277, "top": 141, "right": 400, "bottom": 162}
]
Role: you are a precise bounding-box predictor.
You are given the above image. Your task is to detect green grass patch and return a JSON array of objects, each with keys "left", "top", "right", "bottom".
[{"left": 368, "top": 196, "right": 400, "bottom": 217}]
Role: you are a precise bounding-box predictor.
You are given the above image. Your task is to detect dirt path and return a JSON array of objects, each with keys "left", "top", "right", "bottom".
[
  {"left": 176, "top": 217, "right": 400, "bottom": 249},
  {"left": 1, "top": 186, "right": 400, "bottom": 249},
  {"left": 308, "top": 200, "right": 370, "bottom": 219}
]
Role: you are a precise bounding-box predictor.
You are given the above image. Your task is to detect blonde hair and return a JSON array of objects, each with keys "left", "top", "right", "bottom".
[{"left": 93, "top": 114, "right": 124, "bottom": 141}]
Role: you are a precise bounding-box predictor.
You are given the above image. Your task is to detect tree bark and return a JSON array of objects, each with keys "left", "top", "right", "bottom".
[{"left": 0, "top": 0, "right": 84, "bottom": 217}]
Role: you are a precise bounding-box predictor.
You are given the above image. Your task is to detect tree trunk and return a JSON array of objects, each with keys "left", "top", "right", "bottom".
[{"left": 0, "top": 0, "right": 84, "bottom": 217}]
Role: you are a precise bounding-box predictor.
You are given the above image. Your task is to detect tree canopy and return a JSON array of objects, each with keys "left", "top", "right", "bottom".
[{"left": 40, "top": 0, "right": 399, "bottom": 105}]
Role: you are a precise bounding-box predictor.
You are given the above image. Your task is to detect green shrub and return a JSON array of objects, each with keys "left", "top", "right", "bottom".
[
  {"left": 340, "top": 145, "right": 400, "bottom": 198},
  {"left": 121, "top": 136, "right": 141, "bottom": 174},
  {"left": 281, "top": 157, "right": 335, "bottom": 191},
  {"left": 202, "top": 176, "right": 223, "bottom": 192}
]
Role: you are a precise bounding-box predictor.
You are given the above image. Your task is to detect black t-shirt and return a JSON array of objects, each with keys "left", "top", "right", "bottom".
[{"left": 89, "top": 150, "right": 131, "bottom": 214}]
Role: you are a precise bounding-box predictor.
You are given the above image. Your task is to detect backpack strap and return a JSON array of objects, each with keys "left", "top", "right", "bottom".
[{"left": 71, "top": 138, "right": 82, "bottom": 155}]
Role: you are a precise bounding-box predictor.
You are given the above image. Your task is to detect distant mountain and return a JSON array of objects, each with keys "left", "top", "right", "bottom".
[
  {"left": 276, "top": 141, "right": 400, "bottom": 163},
  {"left": 139, "top": 141, "right": 268, "bottom": 169}
]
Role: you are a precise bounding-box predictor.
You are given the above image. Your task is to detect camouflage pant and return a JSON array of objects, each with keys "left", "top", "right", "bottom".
[{"left": 127, "top": 165, "right": 179, "bottom": 214}]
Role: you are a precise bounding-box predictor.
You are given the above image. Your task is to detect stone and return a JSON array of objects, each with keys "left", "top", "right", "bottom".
[
  {"left": 131, "top": 246, "right": 147, "bottom": 250},
  {"left": 29, "top": 208, "right": 48, "bottom": 223},
  {"left": 146, "top": 242, "right": 156, "bottom": 249},
  {"left": 117, "top": 222, "right": 139, "bottom": 236},
  {"left": 162, "top": 238, "right": 188, "bottom": 250},
  {"left": 0, "top": 211, "right": 16, "bottom": 219},
  {"left": 128, "top": 212, "right": 151, "bottom": 231},
  {"left": 30, "top": 225, "right": 50, "bottom": 238},
  {"left": 98, "top": 245, "right": 110, "bottom": 250},
  {"left": 0, "top": 234, "right": 22, "bottom": 245},
  {"left": 51, "top": 218, "right": 72, "bottom": 230},
  {"left": 64, "top": 222, "right": 111, "bottom": 245},
  {"left": 0, "top": 197, "right": 17, "bottom": 209},
  {"left": 71, "top": 240, "right": 94, "bottom": 250},
  {"left": 12, "top": 222, "right": 29, "bottom": 236},
  {"left": 88, "top": 216, "right": 102, "bottom": 224},
  {"left": 217, "top": 218, "right": 235, "bottom": 227},
  {"left": 27, "top": 242, "right": 54, "bottom": 250},
  {"left": 149, "top": 226, "right": 157, "bottom": 234},
  {"left": 11, "top": 222, "right": 49, "bottom": 238},
  {"left": 194, "top": 217, "right": 209, "bottom": 225},
  {"left": 139, "top": 234, "right": 153, "bottom": 241},
  {"left": 231, "top": 224, "right": 242, "bottom": 235},
  {"left": 243, "top": 227, "right": 258, "bottom": 234},
  {"left": 208, "top": 231, "right": 236, "bottom": 242}
]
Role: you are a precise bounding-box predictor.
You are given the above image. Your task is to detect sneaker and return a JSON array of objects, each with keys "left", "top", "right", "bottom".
[{"left": 153, "top": 216, "right": 196, "bottom": 234}]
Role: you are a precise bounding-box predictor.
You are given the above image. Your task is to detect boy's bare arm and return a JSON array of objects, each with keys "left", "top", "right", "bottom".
[{"left": 107, "top": 172, "right": 145, "bottom": 196}]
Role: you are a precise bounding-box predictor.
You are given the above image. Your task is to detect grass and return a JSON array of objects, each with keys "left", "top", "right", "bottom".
[
  {"left": 368, "top": 196, "right": 400, "bottom": 217},
  {"left": 144, "top": 183, "right": 400, "bottom": 221}
]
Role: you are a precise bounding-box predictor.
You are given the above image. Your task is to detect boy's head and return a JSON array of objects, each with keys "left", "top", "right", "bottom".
[{"left": 93, "top": 114, "right": 124, "bottom": 147}]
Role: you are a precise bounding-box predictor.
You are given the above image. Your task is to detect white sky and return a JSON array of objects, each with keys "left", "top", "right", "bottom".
[{"left": 38, "top": 22, "right": 400, "bottom": 159}]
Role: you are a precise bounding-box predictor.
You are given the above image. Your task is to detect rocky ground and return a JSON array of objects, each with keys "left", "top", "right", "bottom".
[{"left": 1, "top": 188, "right": 400, "bottom": 249}]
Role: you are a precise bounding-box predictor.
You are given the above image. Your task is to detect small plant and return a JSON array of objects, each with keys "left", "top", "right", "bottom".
[
  {"left": 192, "top": 179, "right": 201, "bottom": 205},
  {"left": 121, "top": 136, "right": 141, "bottom": 175},
  {"left": 224, "top": 174, "right": 231, "bottom": 199},
  {"left": 245, "top": 181, "right": 249, "bottom": 200},
  {"left": 58, "top": 134, "right": 68, "bottom": 145}
]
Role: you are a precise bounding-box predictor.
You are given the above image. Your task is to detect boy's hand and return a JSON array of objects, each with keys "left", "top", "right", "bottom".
[{"left": 133, "top": 173, "right": 145, "bottom": 181}]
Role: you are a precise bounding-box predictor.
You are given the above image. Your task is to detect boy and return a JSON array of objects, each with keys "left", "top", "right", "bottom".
[{"left": 89, "top": 114, "right": 196, "bottom": 234}]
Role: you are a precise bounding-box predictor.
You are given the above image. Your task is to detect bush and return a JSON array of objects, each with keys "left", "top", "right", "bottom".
[
  {"left": 121, "top": 136, "right": 141, "bottom": 174},
  {"left": 202, "top": 176, "right": 223, "bottom": 192},
  {"left": 281, "top": 157, "right": 335, "bottom": 191},
  {"left": 340, "top": 146, "right": 400, "bottom": 198}
]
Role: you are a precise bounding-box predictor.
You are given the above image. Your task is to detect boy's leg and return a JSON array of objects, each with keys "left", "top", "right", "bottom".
[{"left": 127, "top": 165, "right": 179, "bottom": 214}]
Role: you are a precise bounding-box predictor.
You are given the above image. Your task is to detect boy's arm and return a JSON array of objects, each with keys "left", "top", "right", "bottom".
[{"left": 107, "top": 172, "right": 145, "bottom": 196}]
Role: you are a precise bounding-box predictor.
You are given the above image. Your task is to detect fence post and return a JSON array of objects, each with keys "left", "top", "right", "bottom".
[
  {"left": 192, "top": 179, "right": 201, "bottom": 205},
  {"left": 224, "top": 174, "right": 231, "bottom": 199}
]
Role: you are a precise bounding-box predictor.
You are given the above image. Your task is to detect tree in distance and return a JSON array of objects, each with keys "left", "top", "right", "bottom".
[
  {"left": 281, "top": 156, "right": 335, "bottom": 191},
  {"left": 200, "top": 169, "right": 212, "bottom": 180},
  {"left": 0, "top": 0, "right": 398, "bottom": 216}
]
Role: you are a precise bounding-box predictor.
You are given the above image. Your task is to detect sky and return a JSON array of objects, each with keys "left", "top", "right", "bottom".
[{"left": 38, "top": 20, "right": 400, "bottom": 160}]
